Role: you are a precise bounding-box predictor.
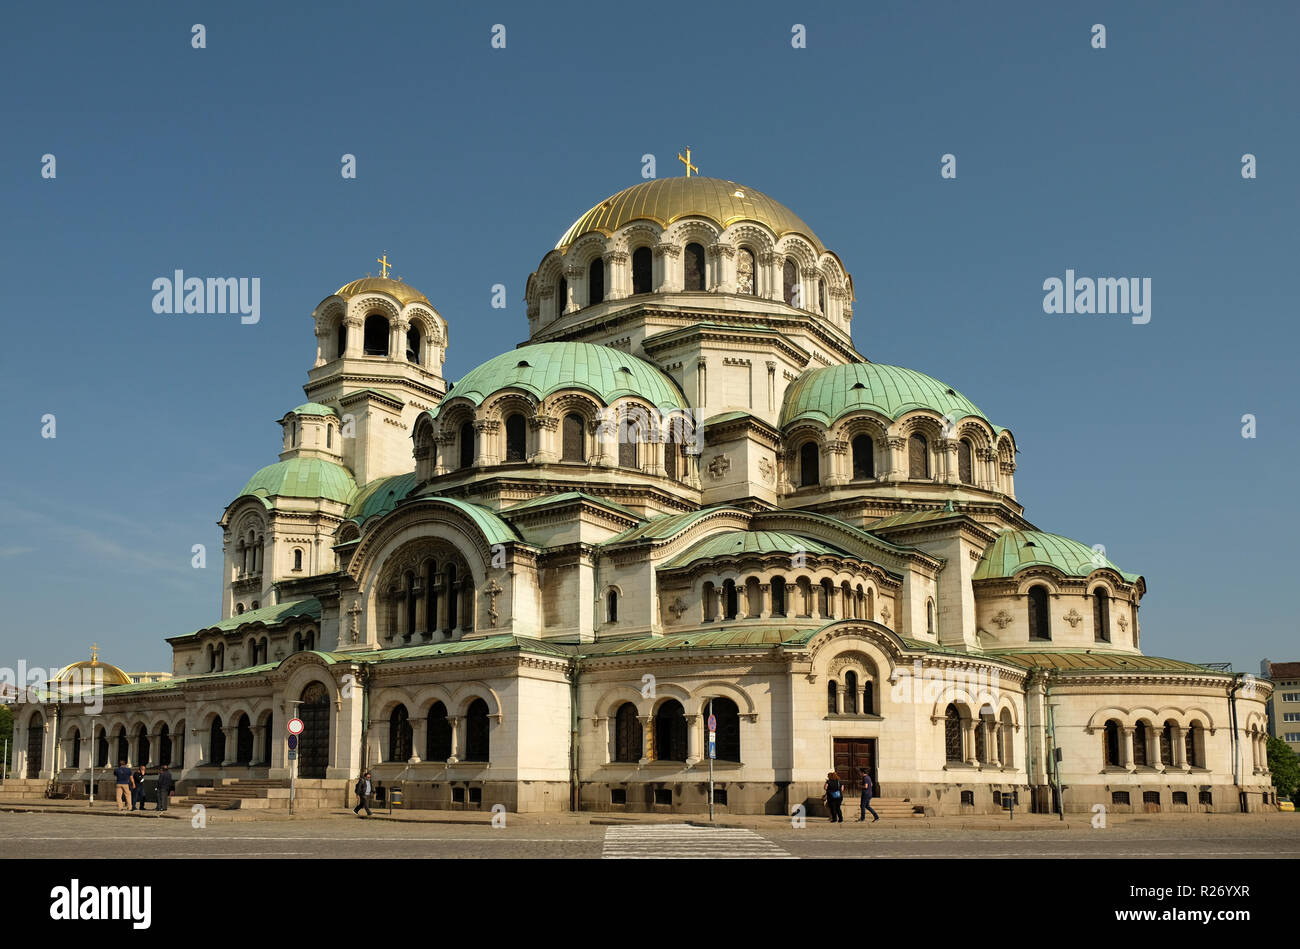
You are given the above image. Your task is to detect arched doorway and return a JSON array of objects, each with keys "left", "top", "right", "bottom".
[
  {"left": 298, "top": 682, "right": 331, "bottom": 779},
  {"left": 25, "top": 713, "right": 44, "bottom": 778}
]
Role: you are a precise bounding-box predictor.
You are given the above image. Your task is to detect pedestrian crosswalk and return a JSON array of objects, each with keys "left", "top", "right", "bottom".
[{"left": 602, "top": 823, "right": 794, "bottom": 859}]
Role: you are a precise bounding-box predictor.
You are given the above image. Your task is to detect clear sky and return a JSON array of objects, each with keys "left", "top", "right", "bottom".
[{"left": 1, "top": 1, "right": 1296, "bottom": 674}]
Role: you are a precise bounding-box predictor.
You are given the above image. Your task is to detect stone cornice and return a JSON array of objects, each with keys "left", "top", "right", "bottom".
[{"left": 640, "top": 322, "right": 814, "bottom": 367}]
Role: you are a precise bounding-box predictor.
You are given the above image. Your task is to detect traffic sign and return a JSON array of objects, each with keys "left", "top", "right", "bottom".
[
  {"left": 707, "top": 714, "right": 717, "bottom": 732},
  {"left": 287, "top": 735, "right": 298, "bottom": 751},
  {"left": 288, "top": 718, "right": 304, "bottom": 735},
  {"left": 288, "top": 750, "right": 297, "bottom": 760},
  {"left": 708, "top": 730, "right": 716, "bottom": 759}
]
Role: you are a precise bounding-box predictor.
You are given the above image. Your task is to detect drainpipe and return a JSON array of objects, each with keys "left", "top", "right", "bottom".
[
  {"left": 357, "top": 662, "right": 372, "bottom": 776},
  {"left": 569, "top": 659, "right": 580, "bottom": 812},
  {"left": 1228, "top": 673, "right": 1242, "bottom": 808}
]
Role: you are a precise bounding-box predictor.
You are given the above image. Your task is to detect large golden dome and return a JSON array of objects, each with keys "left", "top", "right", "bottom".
[
  {"left": 556, "top": 177, "right": 825, "bottom": 253},
  {"left": 334, "top": 276, "right": 430, "bottom": 307},
  {"left": 53, "top": 652, "right": 132, "bottom": 687}
]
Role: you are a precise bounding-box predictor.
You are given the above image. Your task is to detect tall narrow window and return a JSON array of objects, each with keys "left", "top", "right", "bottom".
[
  {"left": 556, "top": 277, "right": 567, "bottom": 316},
  {"left": 1103, "top": 720, "right": 1121, "bottom": 767},
  {"left": 926, "top": 599, "right": 936, "bottom": 635},
  {"left": 1160, "top": 721, "right": 1175, "bottom": 765},
  {"left": 944, "top": 705, "right": 962, "bottom": 762},
  {"left": 958, "top": 438, "right": 973, "bottom": 484},
  {"left": 1185, "top": 724, "right": 1201, "bottom": 768},
  {"left": 827, "top": 680, "right": 838, "bottom": 715},
  {"left": 336, "top": 324, "right": 347, "bottom": 359},
  {"left": 817, "top": 279, "right": 825, "bottom": 313},
  {"left": 618, "top": 420, "right": 639, "bottom": 469},
  {"left": 664, "top": 429, "right": 678, "bottom": 481},
  {"left": 852, "top": 435, "right": 873, "bottom": 479},
  {"left": 1028, "top": 585, "right": 1051, "bottom": 640},
  {"left": 1094, "top": 590, "right": 1111, "bottom": 642},
  {"left": 562, "top": 413, "right": 585, "bottom": 462},
  {"left": 293, "top": 548, "right": 303, "bottom": 571},
  {"left": 782, "top": 259, "right": 798, "bottom": 306},
  {"left": 406, "top": 326, "right": 421, "bottom": 364},
  {"left": 363, "top": 314, "right": 389, "bottom": 356},
  {"left": 1132, "top": 721, "right": 1149, "bottom": 767},
  {"left": 632, "top": 247, "right": 652, "bottom": 294},
  {"left": 737, "top": 248, "right": 756, "bottom": 294},
  {"left": 771, "top": 576, "right": 786, "bottom": 616},
  {"left": 465, "top": 699, "right": 490, "bottom": 761},
  {"left": 588, "top": 257, "right": 605, "bottom": 305},
  {"left": 844, "top": 671, "right": 859, "bottom": 714},
  {"left": 653, "top": 700, "right": 687, "bottom": 761},
  {"left": 614, "top": 703, "right": 641, "bottom": 762},
  {"left": 505, "top": 413, "right": 527, "bottom": 462},
  {"left": 800, "top": 442, "right": 819, "bottom": 487},
  {"left": 426, "top": 702, "right": 452, "bottom": 761},
  {"left": 459, "top": 421, "right": 475, "bottom": 468},
  {"left": 209, "top": 717, "right": 225, "bottom": 765},
  {"left": 70, "top": 728, "right": 81, "bottom": 768},
  {"left": 389, "top": 705, "right": 413, "bottom": 762},
  {"left": 606, "top": 589, "right": 618, "bottom": 623},
  {"left": 908, "top": 434, "right": 929, "bottom": 479},
  {"left": 684, "top": 242, "right": 706, "bottom": 291},
  {"left": 723, "top": 580, "right": 738, "bottom": 620}
]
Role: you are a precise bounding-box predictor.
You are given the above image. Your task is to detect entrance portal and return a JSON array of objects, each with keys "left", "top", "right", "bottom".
[
  {"left": 298, "top": 682, "right": 330, "bottom": 779},
  {"left": 833, "top": 737, "right": 875, "bottom": 797}
]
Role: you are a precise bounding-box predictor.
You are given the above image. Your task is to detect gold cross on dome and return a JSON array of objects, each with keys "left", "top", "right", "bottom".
[
  {"left": 377, "top": 253, "right": 392, "bottom": 278},
  {"left": 677, "top": 146, "right": 698, "bottom": 177},
  {"left": 90, "top": 642, "right": 99, "bottom": 663}
]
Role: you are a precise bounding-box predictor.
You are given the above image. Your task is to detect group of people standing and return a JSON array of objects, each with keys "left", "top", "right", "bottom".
[
  {"left": 111, "top": 760, "right": 176, "bottom": 812},
  {"left": 823, "top": 768, "right": 881, "bottom": 823}
]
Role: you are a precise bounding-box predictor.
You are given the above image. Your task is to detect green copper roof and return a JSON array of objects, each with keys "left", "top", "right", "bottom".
[
  {"left": 347, "top": 472, "right": 418, "bottom": 523},
  {"left": 365, "top": 634, "right": 574, "bottom": 662},
  {"left": 291, "top": 402, "right": 337, "bottom": 416},
  {"left": 780, "top": 362, "right": 1003, "bottom": 431},
  {"left": 868, "top": 509, "right": 970, "bottom": 532},
  {"left": 986, "top": 650, "right": 1220, "bottom": 675},
  {"left": 664, "top": 530, "right": 846, "bottom": 569},
  {"left": 585, "top": 626, "right": 812, "bottom": 656},
  {"left": 435, "top": 342, "right": 688, "bottom": 416},
  {"left": 239, "top": 458, "right": 357, "bottom": 505},
  {"left": 605, "top": 507, "right": 747, "bottom": 545},
  {"left": 409, "top": 497, "right": 520, "bottom": 546},
  {"left": 193, "top": 598, "right": 322, "bottom": 636},
  {"left": 973, "top": 530, "right": 1141, "bottom": 583},
  {"left": 501, "top": 491, "right": 642, "bottom": 520}
]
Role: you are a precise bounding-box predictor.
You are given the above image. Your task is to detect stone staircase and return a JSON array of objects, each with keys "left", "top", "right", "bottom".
[
  {"left": 178, "top": 778, "right": 347, "bottom": 810},
  {"left": 849, "top": 797, "right": 925, "bottom": 818}
]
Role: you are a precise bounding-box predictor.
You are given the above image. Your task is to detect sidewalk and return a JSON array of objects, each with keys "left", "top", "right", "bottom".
[{"left": 1, "top": 795, "right": 1294, "bottom": 830}]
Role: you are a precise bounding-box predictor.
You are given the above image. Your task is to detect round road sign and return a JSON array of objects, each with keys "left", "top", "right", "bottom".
[
  {"left": 288, "top": 717, "right": 304, "bottom": 735},
  {"left": 707, "top": 714, "right": 717, "bottom": 731}
]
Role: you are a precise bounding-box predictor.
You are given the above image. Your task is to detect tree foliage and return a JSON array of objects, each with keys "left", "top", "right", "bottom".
[{"left": 1267, "top": 735, "right": 1299, "bottom": 800}]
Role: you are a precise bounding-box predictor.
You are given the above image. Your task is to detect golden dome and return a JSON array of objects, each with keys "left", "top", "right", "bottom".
[
  {"left": 556, "top": 176, "right": 825, "bottom": 253},
  {"left": 53, "top": 657, "right": 132, "bottom": 687},
  {"left": 334, "top": 276, "right": 430, "bottom": 307}
]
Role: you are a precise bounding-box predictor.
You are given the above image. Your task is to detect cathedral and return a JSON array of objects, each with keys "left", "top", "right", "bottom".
[{"left": 12, "top": 170, "right": 1278, "bottom": 815}]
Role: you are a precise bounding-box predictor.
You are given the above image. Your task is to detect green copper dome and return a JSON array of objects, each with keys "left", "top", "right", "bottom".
[
  {"left": 973, "top": 530, "right": 1141, "bottom": 583},
  {"left": 239, "top": 458, "right": 358, "bottom": 505},
  {"left": 665, "top": 530, "right": 845, "bottom": 569},
  {"left": 346, "top": 472, "right": 417, "bottom": 523},
  {"left": 780, "top": 363, "right": 1001, "bottom": 430},
  {"left": 291, "top": 402, "right": 337, "bottom": 417},
  {"left": 435, "top": 342, "right": 688, "bottom": 417}
]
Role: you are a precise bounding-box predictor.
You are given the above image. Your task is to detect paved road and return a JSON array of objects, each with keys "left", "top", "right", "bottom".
[{"left": 3, "top": 813, "right": 1297, "bottom": 859}]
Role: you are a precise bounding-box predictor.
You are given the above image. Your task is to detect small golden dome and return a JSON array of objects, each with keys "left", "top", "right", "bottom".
[
  {"left": 334, "top": 276, "right": 430, "bottom": 307},
  {"left": 556, "top": 176, "right": 825, "bottom": 253},
  {"left": 53, "top": 657, "right": 133, "bottom": 687}
]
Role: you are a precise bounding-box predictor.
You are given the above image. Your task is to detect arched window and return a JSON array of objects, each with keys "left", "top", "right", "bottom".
[
  {"left": 817, "top": 279, "right": 825, "bottom": 313},
  {"left": 26, "top": 714, "right": 44, "bottom": 778},
  {"left": 363, "top": 314, "right": 389, "bottom": 356},
  {"left": 556, "top": 277, "right": 568, "bottom": 316},
  {"left": 336, "top": 323, "right": 347, "bottom": 359},
  {"left": 96, "top": 728, "right": 109, "bottom": 768},
  {"left": 588, "top": 257, "right": 605, "bottom": 305},
  {"left": 214, "top": 642, "right": 224, "bottom": 670},
  {"left": 926, "top": 599, "right": 936, "bottom": 635},
  {"left": 771, "top": 576, "right": 786, "bottom": 616},
  {"left": 327, "top": 424, "right": 333, "bottom": 448},
  {"left": 209, "top": 717, "right": 225, "bottom": 765},
  {"left": 827, "top": 680, "right": 838, "bottom": 715},
  {"left": 235, "top": 714, "right": 254, "bottom": 764},
  {"left": 562, "top": 413, "right": 585, "bottom": 462},
  {"left": 684, "top": 242, "right": 706, "bottom": 291},
  {"left": 1185, "top": 723, "right": 1202, "bottom": 768},
  {"left": 723, "top": 579, "right": 738, "bottom": 620},
  {"left": 1103, "top": 720, "right": 1121, "bottom": 767},
  {"left": 944, "top": 705, "right": 962, "bottom": 762},
  {"left": 505, "top": 413, "right": 527, "bottom": 462},
  {"left": 158, "top": 723, "right": 171, "bottom": 767},
  {"left": 632, "top": 247, "right": 652, "bottom": 294},
  {"left": 426, "top": 702, "right": 452, "bottom": 761},
  {"left": 736, "top": 248, "right": 756, "bottom": 294},
  {"left": 908, "top": 433, "right": 929, "bottom": 479},
  {"left": 851, "top": 435, "right": 873, "bottom": 479},
  {"left": 799, "top": 441, "right": 819, "bottom": 487},
  {"left": 465, "top": 698, "right": 490, "bottom": 761},
  {"left": 293, "top": 548, "right": 303, "bottom": 571},
  {"left": 614, "top": 703, "right": 641, "bottom": 763},
  {"left": 406, "top": 327, "right": 422, "bottom": 365},
  {"left": 618, "top": 418, "right": 639, "bottom": 469},
  {"left": 704, "top": 697, "right": 740, "bottom": 761},
  {"left": 782, "top": 259, "right": 798, "bottom": 306},
  {"left": 1028, "top": 586, "right": 1051, "bottom": 640},
  {"left": 1160, "top": 721, "right": 1175, "bottom": 767},
  {"left": 458, "top": 421, "right": 475, "bottom": 469},
  {"left": 70, "top": 728, "right": 81, "bottom": 768},
  {"left": 844, "top": 671, "right": 859, "bottom": 714},
  {"left": 606, "top": 589, "right": 618, "bottom": 623},
  {"left": 1094, "top": 590, "right": 1110, "bottom": 642},
  {"left": 1132, "top": 721, "right": 1149, "bottom": 767},
  {"left": 653, "top": 700, "right": 687, "bottom": 761},
  {"left": 958, "top": 438, "right": 974, "bottom": 484},
  {"left": 389, "top": 705, "right": 413, "bottom": 762},
  {"left": 133, "top": 724, "right": 147, "bottom": 764}
]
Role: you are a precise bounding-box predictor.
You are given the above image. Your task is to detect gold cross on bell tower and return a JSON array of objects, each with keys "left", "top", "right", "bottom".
[
  {"left": 677, "top": 146, "right": 698, "bottom": 177},
  {"left": 377, "top": 253, "right": 392, "bottom": 278}
]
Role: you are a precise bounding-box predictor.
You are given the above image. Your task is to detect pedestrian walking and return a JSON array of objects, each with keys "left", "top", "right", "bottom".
[
  {"left": 155, "top": 765, "right": 175, "bottom": 812},
  {"left": 857, "top": 767, "right": 880, "bottom": 823},
  {"left": 132, "top": 765, "right": 148, "bottom": 810},
  {"left": 113, "top": 760, "right": 134, "bottom": 811},
  {"left": 353, "top": 770, "right": 374, "bottom": 817},
  {"left": 824, "top": 771, "right": 845, "bottom": 823}
]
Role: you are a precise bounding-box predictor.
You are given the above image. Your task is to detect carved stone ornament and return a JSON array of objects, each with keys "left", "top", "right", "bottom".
[
  {"left": 348, "top": 599, "right": 362, "bottom": 643},
  {"left": 758, "top": 457, "right": 775, "bottom": 484},
  {"left": 1064, "top": 608, "right": 1083, "bottom": 628},
  {"left": 879, "top": 604, "right": 891, "bottom": 626},
  {"left": 1117, "top": 615, "right": 1129, "bottom": 632},
  {"left": 484, "top": 577, "right": 503, "bottom": 626},
  {"left": 668, "top": 596, "right": 688, "bottom": 620},
  {"left": 707, "top": 455, "right": 731, "bottom": 479},
  {"left": 991, "top": 609, "right": 1013, "bottom": 630}
]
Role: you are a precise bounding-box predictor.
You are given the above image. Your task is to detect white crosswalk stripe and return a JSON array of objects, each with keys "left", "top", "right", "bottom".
[{"left": 602, "top": 823, "right": 794, "bottom": 859}]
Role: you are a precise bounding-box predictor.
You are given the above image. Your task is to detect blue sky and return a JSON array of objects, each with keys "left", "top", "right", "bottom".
[{"left": 1, "top": 0, "right": 1296, "bottom": 673}]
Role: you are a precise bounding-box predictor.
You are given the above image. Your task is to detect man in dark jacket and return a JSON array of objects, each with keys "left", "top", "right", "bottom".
[
  {"left": 132, "top": 765, "right": 148, "bottom": 810},
  {"left": 155, "top": 765, "right": 175, "bottom": 812},
  {"left": 857, "top": 767, "right": 881, "bottom": 822},
  {"left": 353, "top": 770, "right": 373, "bottom": 817}
]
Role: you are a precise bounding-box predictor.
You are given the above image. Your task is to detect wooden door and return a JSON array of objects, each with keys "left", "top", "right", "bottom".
[{"left": 833, "top": 738, "right": 875, "bottom": 797}]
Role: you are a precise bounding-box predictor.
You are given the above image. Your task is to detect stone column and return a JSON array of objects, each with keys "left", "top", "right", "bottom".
[
  {"left": 963, "top": 719, "right": 978, "bottom": 766},
  {"left": 685, "top": 715, "right": 702, "bottom": 764},
  {"left": 447, "top": 717, "right": 462, "bottom": 762},
  {"left": 858, "top": 684, "right": 870, "bottom": 716},
  {"left": 343, "top": 316, "right": 363, "bottom": 357},
  {"left": 758, "top": 583, "right": 771, "bottom": 620},
  {"left": 391, "top": 318, "right": 409, "bottom": 361},
  {"left": 801, "top": 268, "right": 820, "bottom": 312},
  {"left": 708, "top": 244, "right": 735, "bottom": 292},
  {"left": 472, "top": 419, "right": 499, "bottom": 466},
  {"left": 1151, "top": 730, "right": 1163, "bottom": 769},
  {"left": 221, "top": 726, "right": 238, "bottom": 767},
  {"left": 986, "top": 721, "right": 1000, "bottom": 766},
  {"left": 1121, "top": 727, "right": 1135, "bottom": 769},
  {"left": 148, "top": 731, "right": 162, "bottom": 767},
  {"left": 563, "top": 265, "right": 582, "bottom": 314},
  {"left": 410, "top": 719, "right": 427, "bottom": 763},
  {"left": 886, "top": 436, "right": 906, "bottom": 479},
  {"left": 313, "top": 324, "right": 330, "bottom": 368},
  {"left": 835, "top": 686, "right": 845, "bottom": 715},
  {"left": 1169, "top": 725, "right": 1184, "bottom": 767},
  {"left": 810, "top": 584, "right": 823, "bottom": 621},
  {"left": 824, "top": 440, "right": 848, "bottom": 486},
  {"left": 654, "top": 243, "right": 681, "bottom": 292},
  {"left": 940, "top": 439, "right": 960, "bottom": 484},
  {"left": 639, "top": 715, "right": 654, "bottom": 762},
  {"left": 604, "top": 251, "right": 628, "bottom": 301},
  {"left": 434, "top": 579, "right": 449, "bottom": 635},
  {"left": 713, "top": 589, "right": 725, "bottom": 623}
]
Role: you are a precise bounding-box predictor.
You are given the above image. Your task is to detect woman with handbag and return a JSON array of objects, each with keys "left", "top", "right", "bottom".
[{"left": 823, "top": 771, "right": 845, "bottom": 823}]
